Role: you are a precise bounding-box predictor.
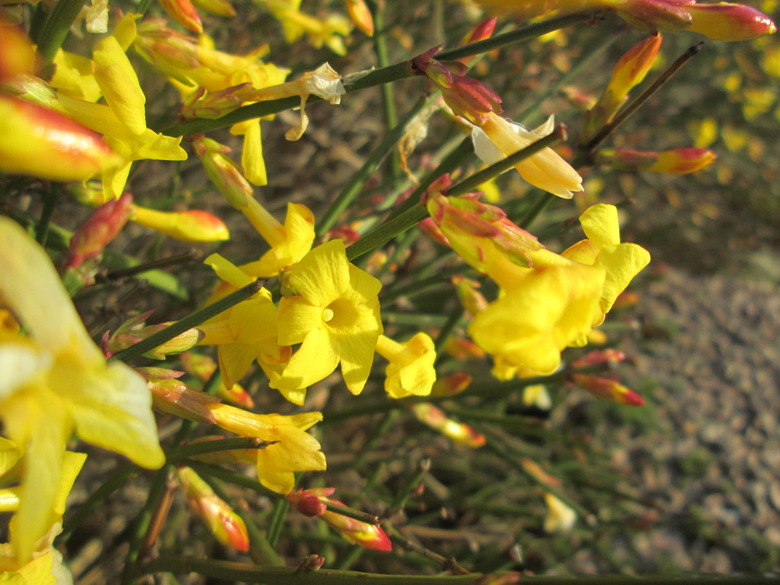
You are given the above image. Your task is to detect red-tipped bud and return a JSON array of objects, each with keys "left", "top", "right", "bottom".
[
  {"left": 571, "top": 349, "right": 626, "bottom": 369},
  {"left": 66, "top": 193, "right": 133, "bottom": 269},
  {"left": 616, "top": 0, "right": 694, "bottom": 34},
  {"left": 430, "top": 372, "right": 473, "bottom": 397},
  {"left": 344, "top": 0, "right": 374, "bottom": 36},
  {"left": 463, "top": 17, "right": 498, "bottom": 46},
  {"left": 598, "top": 147, "right": 716, "bottom": 174},
  {"left": 159, "top": 0, "right": 203, "bottom": 33},
  {"left": 109, "top": 321, "right": 204, "bottom": 360},
  {"left": 647, "top": 148, "right": 716, "bottom": 174},
  {"left": 412, "top": 49, "right": 502, "bottom": 125},
  {"left": 520, "top": 457, "right": 561, "bottom": 488},
  {"left": 570, "top": 373, "right": 645, "bottom": 406},
  {"left": 0, "top": 95, "right": 118, "bottom": 182},
  {"left": 130, "top": 205, "right": 230, "bottom": 242},
  {"left": 687, "top": 2, "right": 776, "bottom": 41},
  {"left": 177, "top": 466, "right": 250, "bottom": 551},
  {"left": 452, "top": 275, "right": 490, "bottom": 315},
  {"left": 0, "top": 20, "right": 35, "bottom": 82},
  {"left": 411, "top": 403, "right": 486, "bottom": 448},
  {"left": 287, "top": 488, "right": 331, "bottom": 517},
  {"left": 193, "top": 135, "right": 254, "bottom": 209}
]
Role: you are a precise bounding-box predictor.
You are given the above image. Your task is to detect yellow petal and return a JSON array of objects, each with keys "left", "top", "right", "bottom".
[
  {"left": 0, "top": 217, "right": 100, "bottom": 358},
  {"left": 65, "top": 361, "right": 165, "bottom": 470},
  {"left": 579, "top": 204, "right": 620, "bottom": 248},
  {"left": 241, "top": 120, "right": 268, "bottom": 186},
  {"left": 597, "top": 243, "right": 651, "bottom": 313},
  {"left": 92, "top": 35, "right": 147, "bottom": 135}
]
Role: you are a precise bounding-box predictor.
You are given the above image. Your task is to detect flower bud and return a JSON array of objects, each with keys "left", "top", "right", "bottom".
[
  {"left": 148, "top": 377, "right": 218, "bottom": 423},
  {"left": 159, "top": 0, "right": 203, "bottom": 33},
  {"left": 686, "top": 2, "right": 776, "bottom": 41},
  {"left": 66, "top": 193, "right": 133, "bottom": 269},
  {"left": 177, "top": 466, "right": 250, "bottom": 551},
  {"left": 344, "top": 0, "right": 374, "bottom": 36},
  {"left": 181, "top": 352, "right": 254, "bottom": 408},
  {"left": 543, "top": 492, "right": 577, "bottom": 533},
  {"left": 0, "top": 20, "right": 35, "bottom": 82},
  {"left": 616, "top": 0, "right": 694, "bottom": 33},
  {"left": 430, "top": 372, "right": 473, "bottom": 397},
  {"left": 571, "top": 349, "right": 626, "bottom": 368},
  {"left": 570, "top": 373, "right": 645, "bottom": 406},
  {"left": 598, "top": 147, "right": 715, "bottom": 174},
  {"left": 192, "top": 0, "right": 236, "bottom": 17},
  {"left": 193, "top": 136, "right": 254, "bottom": 209},
  {"left": 411, "top": 403, "right": 486, "bottom": 448},
  {"left": 0, "top": 95, "right": 117, "bottom": 182},
  {"left": 287, "top": 488, "right": 330, "bottom": 517},
  {"left": 130, "top": 205, "right": 230, "bottom": 242}
]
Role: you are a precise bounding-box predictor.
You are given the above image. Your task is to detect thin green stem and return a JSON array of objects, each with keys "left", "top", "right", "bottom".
[
  {"left": 145, "top": 557, "right": 488, "bottom": 584},
  {"left": 167, "top": 437, "right": 275, "bottom": 462},
  {"left": 347, "top": 203, "right": 428, "bottom": 262},
  {"left": 35, "top": 0, "right": 89, "bottom": 69},
  {"left": 36, "top": 185, "right": 58, "bottom": 246},
  {"left": 109, "top": 279, "right": 264, "bottom": 363},
  {"left": 317, "top": 97, "right": 429, "bottom": 236},
  {"left": 162, "top": 12, "right": 597, "bottom": 137},
  {"left": 518, "top": 191, "right": 555, "bottom": 229},
  {"left": 266, "top": 498, "right": 289, "bottom": 547},
  {"left": 370, "top": 0, "right": 402, "bottom": 181},
  {"left": 578, "top": 42, "right": 703, "bottom": 163}
]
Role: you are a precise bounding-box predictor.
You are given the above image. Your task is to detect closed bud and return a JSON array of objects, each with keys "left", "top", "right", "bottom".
[
  {"left": 130, "top": 205, "right": 230, "bottom": 242},
  {"left": 616, "top": 0, "right": 694, "bottom": 34},
  {"left": 287, "top": 488, "right": 331, "bottom": 517},
  {"left": 0, "top": 20, "right": 35, "bottom": 82},
  {"left": 344, "top": 0, "right": 374, "bottom": 36},
  {"left": 571, "top": 349, "right": 626, "bottom": 368},
  {"left": 148, "top": 377, "right": 218, "bottom": 423},
  {"left": 177, "top": 466, "right": 250, "bottom": 551},
  {"left": 686, "top": 2, "right": 776, "bottom": 41},
  {"left": 411, "top": 403, "right": 486, "bottom": 448},
  {"left": 193, "top": 136, "right": 254, "bottom": 209},
  {"left": 453, "top": 275, "right": 489, "bottom": 315},
  {"left": 159, "top": 0, "right": 203, "bottom": 33},
  {"left": 646, "top": 148, "right": 716, "bottom": 174},
  {"left": 570, "top": 373, "right": 645, "bottom": 406},
  {"left": 0, "top": 95, "right": 118, "bottom": 182},
  {"left": 430, "top": 372, "right": 473, "bottom": 397},
  {"left": 66, "top": 193, "right": 133, "bottom": 269}
]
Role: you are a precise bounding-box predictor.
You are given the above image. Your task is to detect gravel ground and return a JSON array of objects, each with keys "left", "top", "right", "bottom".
[{"left": 595, "top": 264, "right": 780, "bottom": 574}]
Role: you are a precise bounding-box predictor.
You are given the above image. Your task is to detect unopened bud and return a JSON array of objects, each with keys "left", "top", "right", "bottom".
[
  {"left": 191, "top": 0, "right": 236, "bottom": 17},
  {"left": 344, "top": 0, "right": 374, "bottom": 36},
  {"left": 0, "top": 20, "right": 35, "bottom": 81},
  {"left": 0, "top": 95, "right": 118, "bottom": 182},
  {"left": 571, "top": 349, "right": 626, "bottom": 368},
  {"left": 687, "top": 2, "right": 776, "bottom": 41},
  {"left": 66, "top": 193, "right": 133, "bottom": 269},
  {"left": 159, "top": 0, "right": 203, "bottom": 33},
  {"left": 598, "top": 147, "right": 715, "bottom": 174},
  {"left": 287, "top": 488, "right": 330, "bottom": 517},
  {"left": 430, "top": 372, "right": 473, "bottom": 397},
  {"left": 177, "top": 466, "right": 250, "bottom": 551},
  {"left": 570, "top": 373, "right": 645, "bottom": 406},
  {"left": 452, "top": 275, "right": 489, "bottom": 315},
  {"left": 130, "top": 205, "right": 230, "bottom": 242},
  {"left": 411, "top": 403, "right": 485, "bottom": 448},
  {"left": 148, "top": 377, "right": 218, "bottom": 423}
]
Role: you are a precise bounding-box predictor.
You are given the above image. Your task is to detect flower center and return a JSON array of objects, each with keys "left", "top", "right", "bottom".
[{"left": 322, "top": 298, "right": 359, "bottom": 330}]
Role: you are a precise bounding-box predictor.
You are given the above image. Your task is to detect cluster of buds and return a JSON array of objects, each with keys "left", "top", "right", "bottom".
[{"left": 287, "top": 488, "right": 392, "bottom": 551}]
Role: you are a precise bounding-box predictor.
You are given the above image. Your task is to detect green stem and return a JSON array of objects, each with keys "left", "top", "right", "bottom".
[
  {"left": 35, "top": 0, "right": 89, "bottom": 69},
  {"left": 518, "top": 191, "right": 555, "bottom": 229},
  {"left": 36, "top": 185, "right": 59, "bottom": 246},
  {"left": 59, "top": 464, "right": 139, "bottom": 542},
  {"left": 167, "top": 437, "right": 275, "bottom": 462},
  {"left": 109, "top": 279, "right": 264, "bottom": 363},
  {"left": 145, "top": 557, "right": 487, "bottom": 584},
  {"left": 578, "top": 42, "right": 703, "bottom": 164},
  {"left": 370, "top": 0, "right": 402, "bottom": 181},
  {"left": 316, "top": 97, "right": 429, "bottom": 236},
  {"left": 162, "top": 12, "right": 597, "bottom": 137},
  {"left": 266, "top": 498, "right": 289, "bottom": 547},
  {"left": 347, "top": 203, "right": 428, "bottom": 262}
]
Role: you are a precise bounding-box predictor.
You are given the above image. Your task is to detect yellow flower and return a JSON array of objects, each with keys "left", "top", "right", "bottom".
[
  {"left": 207, "top": 407, "right": 326, "bottom": 494},
  {"left": 0, "top": 217, "right": 164, "bottom": 562},
  {"left": 468, "top": 263, "right": 606, "bottom": 376},
  {"left": 375, "top": 333, "right": 436, "bottom": 399},
  {"left": 277, "top": 239, "right": 383, "bottom": 395},
  {"left": 52, "top": 27, "right": 187, "bottom": 198},
  {"left": 559, "top": 204, "right": 650, "bottom": 315},
  {"left": 472, "top": 114, "right": 583, "bottom": 198},
  {"left": 199, "top": 254, "right": 303, "bottom": 402}
]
